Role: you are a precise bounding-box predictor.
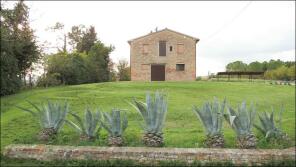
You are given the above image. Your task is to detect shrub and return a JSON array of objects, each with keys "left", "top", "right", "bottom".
[
  {"left": 100, "top": 109, "right": 128, "bottom": 146},
  {"left": 224, "top": 101, "right": 257, "bottom": 149},
  {"left": 17, "top": 101, "right": 69, "bottom": 141},
  {"left": 66, "top": 108, "right": 102, "bottom": 141},
  {"left": 130, "top": 91, "right": 168, "bottom": 147},
  {"left": 193, "top": 98, "right": 226, "bottom": 148},
  {"left": 36, "top": 73, "right": 61, "bottom": 87}
]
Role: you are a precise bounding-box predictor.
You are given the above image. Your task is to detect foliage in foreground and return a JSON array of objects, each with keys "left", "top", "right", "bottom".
[
  {"left": 100, "top": 109, "right": 128, "bottom": 146},
  {"left": 224, "top": 101, "right": 257, "bottom": 149},
  {"left": 131, "top": 91, "right": 168, "bottom": 147},
  {"left": 66, "top": 108, "right": 102, "bottom": 141},
  {"left": 193, "top": 98, "right": 226, "bottom": 148},
  {"left": 17, "top": 101, "right": 69, "bottom": 141},
  {"left": 254, "top": 106, "right": 290, "bottom": 143}
]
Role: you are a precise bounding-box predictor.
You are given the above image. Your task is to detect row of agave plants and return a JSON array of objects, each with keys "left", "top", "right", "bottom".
[{"left": 17, "top": 91, "right": 290, "bottom": 148}]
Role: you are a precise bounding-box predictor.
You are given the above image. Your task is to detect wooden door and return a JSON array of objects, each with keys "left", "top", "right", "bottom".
[{"left": 151, "top": 65, "right": 165, "bottom": 81}]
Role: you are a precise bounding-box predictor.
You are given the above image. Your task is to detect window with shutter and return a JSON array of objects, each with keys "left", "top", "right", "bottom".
[{"left": 159, "top": 41, "right": 166, "bottom": 56}]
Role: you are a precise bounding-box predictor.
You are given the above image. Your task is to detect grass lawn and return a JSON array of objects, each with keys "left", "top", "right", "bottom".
[{"left": 1, "top": 81, "right": 295, "bottom": 151}]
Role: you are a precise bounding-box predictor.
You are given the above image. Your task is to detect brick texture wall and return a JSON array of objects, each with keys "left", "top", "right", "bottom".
[
  {"left": 129, "top": 29, "right": 198, "bottom": 81},
  {"left": 4, "top": 144, "right": 295, "bottom": 166}
]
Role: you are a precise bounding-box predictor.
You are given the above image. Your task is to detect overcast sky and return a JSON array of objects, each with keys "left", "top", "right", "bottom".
[{"left": 15, "top": 1, "right": 296, "bottom": 76}]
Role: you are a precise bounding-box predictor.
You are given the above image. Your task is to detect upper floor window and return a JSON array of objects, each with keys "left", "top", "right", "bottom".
[
  {"left": 143, "top": 44, "right": 149, "bottom": 54},
  {"left": 177, "top": 44, "right": 184, "bottom": 54},
  {"left": 159, "top": 41, "right": 166, "bottom": 56}
]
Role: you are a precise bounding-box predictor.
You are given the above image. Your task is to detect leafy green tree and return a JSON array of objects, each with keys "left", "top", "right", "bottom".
[
  {"left": 68, "top": 25, "right": 97, "bottom": 54},
  {"left": 226, "top": 61, "right": 247, "bottom": 71},
  {"left": 264, "top": 65, "right": 295, "bottom": 81},
  {"left": 267, "top": 59, "right": 285, "bottom": 70},
  {"left": 247, "top": 61, "right": 263, "bottom": 72},
  {"left": 67, "top": 24, "right": 85, "bottom": 51},
  {"left": 117, "top": 59, "right": 131, "bottom": 81},
  {"left": 1, "top": 0, "right": 40, "bottom": 95},
  {"left": 87, "top": 42, "right": 114, "bottom": 82},
  {"left": 45, "top": 52, "right": 88, "bottom": 85},
  {"left": 287, "top": 65, "right": 295, "bottom": 80},
  {"left": 78, "top": 26, "right": 97, "bottom": 53}
]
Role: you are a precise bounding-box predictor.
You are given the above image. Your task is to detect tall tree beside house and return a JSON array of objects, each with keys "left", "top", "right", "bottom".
[
  {"left": 117, "top": 59, "right": 131, "bottom": 81},
  {"left": 1, "top": 0, "right": 40, "bottom": 96},
  {"left": 86, "top": 42, "right": 114, "bottom": 82},
  {"left": 108, "top": 60, "right": 117, "bottom": 81},
  {"left": 78, "top": 26, "right": 97, "bottom": 54},
  {"left": 68, "top": 25, "right": 97, "bottom": 54},
  {"left": 67, "top": 24, "right": 85, "bottom": 51}
]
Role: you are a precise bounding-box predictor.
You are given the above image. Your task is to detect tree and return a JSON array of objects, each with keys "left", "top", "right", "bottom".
[
  {"left": 1, "top": 0, "right": 40, "bottom": 95},
  {"left": 266, "top": 59, "right": 284, "bottom": 70},
  {"left": 247, "top": 61, "right": 263, "bottom": 72},
  {"left": 45, "top": 52, "right": 88, "bottom": 85},
  {"left": 287, "top": 65, "right": 295, "bottom": 81},
  {"left": 67, "top": 24, "right": 85, "bottom": 51},
  {"left": 117, "top": 59, "right": 131, "bottom": 81},
  {"left": 46, "top": 22, "right": 67, "bottom": 52},
  {"left": 68, "top": 25, "right": 97, "bottom": 54},
  {"left": 87, "top": 42, "right": 114, "bottom": 82},
  {"left": 78, "top": 26, "right": 97, "bottom": 53},
  {"left": 226, "top": 61, "right": 247, "bottom": 71}
]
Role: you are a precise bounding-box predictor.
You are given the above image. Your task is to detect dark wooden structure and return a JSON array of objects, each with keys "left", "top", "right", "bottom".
[
  {"left": 151, "top": 64, "right": 165, "bottom": 81},
  {"left": 216, "top": 71, "right": 264, "bottom": 81}
]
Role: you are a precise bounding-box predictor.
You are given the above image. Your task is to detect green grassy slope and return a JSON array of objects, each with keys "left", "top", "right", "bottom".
[{"left": 1, "top": 81, "right": 295, "bottom": 150}]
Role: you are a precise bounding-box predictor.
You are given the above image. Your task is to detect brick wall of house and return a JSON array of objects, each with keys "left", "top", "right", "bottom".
[{"left": 129, "top": 29, "right": 198, "bottom": 81}]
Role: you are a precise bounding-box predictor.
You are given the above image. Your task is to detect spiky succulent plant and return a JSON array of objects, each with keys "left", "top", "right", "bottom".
[
  {"left": 224, "top": 101, "right": 257, "bottom": 149},
  {"left": 254, "top": 106, "right": 290, "bottom": 142},
  {"left": 131, "top": 91, "right": 168, "bottom": 147},
  {"left": 193, "top": 98, "right": 226, "bottom": 148},
  {"left": 100, "top": 109, "right": 128, "bottom": 146},
  {"left": 17, "top": 100, "right": 69, "bottom": 141},
  {"left": 66, "top": 108, "right": 102, "bottom": 141}
]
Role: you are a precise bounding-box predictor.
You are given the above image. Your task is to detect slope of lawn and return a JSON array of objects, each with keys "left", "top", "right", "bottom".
[{"left": 1, "top": 81, "right": 295, "bottom": 151}]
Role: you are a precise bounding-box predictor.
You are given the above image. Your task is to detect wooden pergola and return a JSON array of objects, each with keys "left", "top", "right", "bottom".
[{"left": 216, "top": 71, "right": 264, "bottom": 81}]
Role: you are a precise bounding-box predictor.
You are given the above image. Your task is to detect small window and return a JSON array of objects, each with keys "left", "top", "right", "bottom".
[
  {"left": 170, "top": 46, "right": 173, "bottom": 51},
  {"left": 143, "top": 44, "right": 149, "bottom": 54},
  {"left": 159, "top": 41, "right": 166, "bottom": 56},
  {"left": 176, "top": 64, "right": 185, "bottom": 71},
  {"left": 177, "top": 44, "right": 184, "bottom": 54}
]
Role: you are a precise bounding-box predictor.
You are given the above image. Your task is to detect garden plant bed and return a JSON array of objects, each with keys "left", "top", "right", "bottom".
[{"left": 3, "top": 144, "right": 295, "bottom": 166}]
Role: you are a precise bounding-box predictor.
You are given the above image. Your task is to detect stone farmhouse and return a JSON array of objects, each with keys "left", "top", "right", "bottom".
[{"left": 128, "top": 28, "right": 199, "bottom": 81}]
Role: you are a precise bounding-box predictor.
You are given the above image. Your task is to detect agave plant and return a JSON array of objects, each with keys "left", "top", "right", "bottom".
[
  {"left": 130, "top": 91, "right": 168, "bottom": 147},
  {"left": 224, "top": 101, "right": 257, "bottom": 149},
  {"left": 17, "top": 100, "right": 69, "bottom": 141},
  {"left": 100, "top": 109, "right": 128, "bottom": 146},
  {"left": 254, "top": 106, "right": 290, "bottom": 142},
  {"left": 193, "top": 98, "right": 226, "bottom": 148},
  {"left": 65, "top": 108, "right": 102, "bottom": 141}
]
